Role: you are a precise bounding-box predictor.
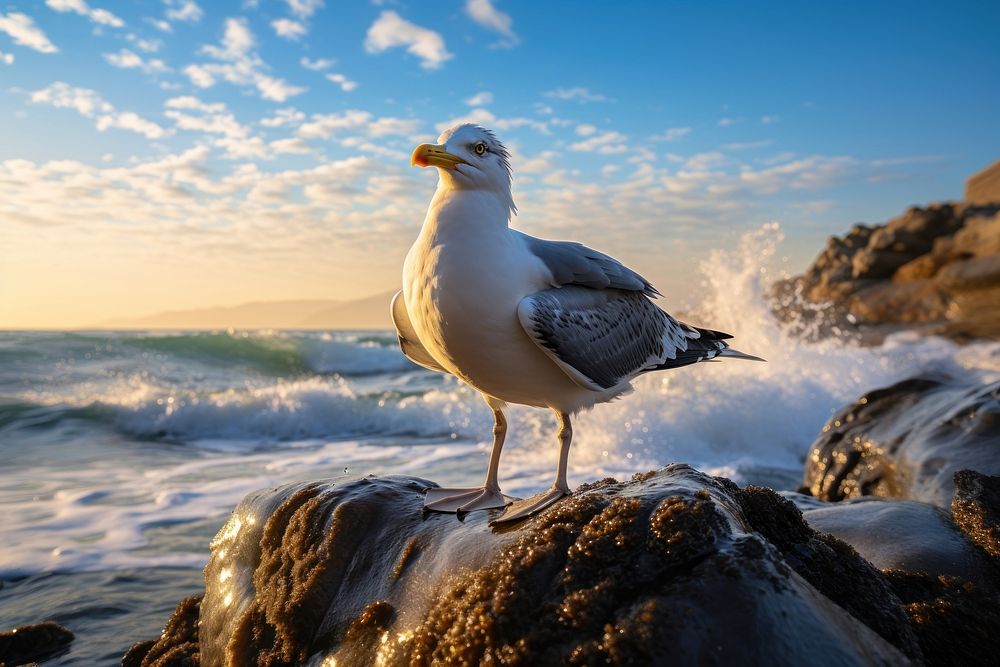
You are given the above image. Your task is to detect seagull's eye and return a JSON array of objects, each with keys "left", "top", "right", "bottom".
[{"left": 473, "top": 142, "right": 487, "bottom": 156}]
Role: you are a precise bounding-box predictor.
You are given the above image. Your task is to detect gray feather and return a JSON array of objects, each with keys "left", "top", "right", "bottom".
[
  {"left": 518, "top": 231, "right": 660, "bottom": 297},
  {"left": 518, "top": 287, "right": 728, "bottom": 391}
]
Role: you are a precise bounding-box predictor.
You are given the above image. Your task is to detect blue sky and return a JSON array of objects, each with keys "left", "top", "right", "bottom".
[{"left": 2, "top": 0, "right": 999, "bottom": 326}]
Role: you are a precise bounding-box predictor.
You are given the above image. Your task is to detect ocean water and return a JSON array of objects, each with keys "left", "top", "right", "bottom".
[{"left": 2, "top": 225, "right": 999, "bottom": 664}]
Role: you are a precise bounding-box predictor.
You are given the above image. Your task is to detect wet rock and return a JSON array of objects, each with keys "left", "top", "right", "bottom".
[
  {"left": 121, "top": 594, "right": 200, "bottom": 667},
  {"left": 803, "top": 375, "right": 1000, "bottom": 507},
  {"left": 773, "top": 203, "right": 1000, "bottom": 341},
  {"left": 883, "top": 570, "right": 1000, "bottom": 667},
  {"left": 0, "top": 620, "right": 74, "bottom": 666},
  {"left": 133, "top": 466, "right": 924, "bottom": 666},
  {"left": 784, "top": 493, "right": 997, "bottom": 587},
  {"left": 952, "top": 470, "right": 1000, "bottom": 559}
]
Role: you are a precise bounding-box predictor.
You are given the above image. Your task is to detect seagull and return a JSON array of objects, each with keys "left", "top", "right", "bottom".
[{"left": 392, "top": 124, "right": 763, "bottom": 523}]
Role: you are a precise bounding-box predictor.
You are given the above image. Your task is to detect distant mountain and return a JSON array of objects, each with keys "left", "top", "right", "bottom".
[
  {"left": 97, "top": 292, "right": 397, "bottom": 330},
  {"left": 297, "top": 290, "right": 396, "bottom": 330}
]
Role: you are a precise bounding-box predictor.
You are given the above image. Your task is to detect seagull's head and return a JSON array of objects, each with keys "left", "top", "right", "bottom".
[{"left": 411, "top": 123, "right": 516, "bottom": 215}]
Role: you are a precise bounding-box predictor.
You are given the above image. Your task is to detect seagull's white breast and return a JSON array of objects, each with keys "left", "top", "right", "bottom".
[{"left": 403, "top": 191, "right": 603, "bottom": 411}]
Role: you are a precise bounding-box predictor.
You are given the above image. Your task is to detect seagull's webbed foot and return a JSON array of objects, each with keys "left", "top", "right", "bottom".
[
  {"left": 424, "top": 486, "right": 516, "bottom": 513},
  {"left": 490, "top": 484, "right": 569, "bottom": 524}
]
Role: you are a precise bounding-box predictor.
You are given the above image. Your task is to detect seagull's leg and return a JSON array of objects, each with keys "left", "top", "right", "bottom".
[
  {"left": 424, "top": 407, "right": 517, "bottom": 513},
  {"left": 491, "top": 411, "right": 572, "bottom": 524}
]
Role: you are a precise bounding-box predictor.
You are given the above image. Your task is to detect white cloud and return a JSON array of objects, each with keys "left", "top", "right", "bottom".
[
  {"left": 164, "top": 96, "right": 280, "bottom": 160},
  {"left": 544, "top": 87, "right": 608, "bottom": 103},
  {"left": 570, "top": 130, "right": 628, "bottom": 154},
  {"left": 511, "top": 151, "right": 551, "bottom": 176},
  {"left": 297, "top": 109, "right": 420, "bottom": 140},
  {"left": 147, "top": 18, "right": 172, "bottom": 33},
  {"left": 260, "top": 107, "right": 304, "bottom": 128},
  {"left": 104, "top": 49, "right": 168, "bottom": 74},
  {"left": 212, "top": 17, "right": 253, "bottom": 57},
  {"left": 650, "top": 126, "right": 690, "bottom": 142},
  {"left": 761, "top": 115, "right": 779, "bottom": 124},
  {"left": 364, "top": 11, "right": 452, "bottom": 70},
  {"left": 271, "top": 18, "right": 306, "bottom": 40},
  {"left": 368, "top": 116, "right": 422, "bottom": 137},
  {"left": 684, "top": 151, "right": 728, "bottom": 170},
  {"left": 88, "top": 8, "right": 122, "bottom": 27},
  {"left": 0, "top": 12, "right": 59, "bottom": 53},
  {"left": 575, "top": 123, "right": 597, "bottom": 136},
  {"left": 97, "top": 112, "right": 165, "bottom": 139},
  {"left": 164, "top": 0, "right": 203, "bottom": 23},
  {"left": 464, "top": 91, "right": 493, "bottom": 107},
  {"left": 46, "top": 0, "right": 87, "bottom": 12},
  {"left": 298, "top": 110, "right": 374, "bottom": 139},
  {"left": 46, "top": 0, "right": 124, "bottom": 28},
  {"left": 286, "top": 0, "right": 324, "bottom": 19},
  {"left": 718, "top": 117, "right": 735, "bottom": 127},
  {"left": 300, "top": 56, "right": 334, "bottom": 71},
  {"left": 184, "top": 18, "right": 306, "bottom": 102},
  {"left": 739, "top": 155, "right": 855, "bottom": 192},
  {"left": 31, "top": 81, "right": 110, "bottom": 116},
  {"left": 29, "top": 81, "right": 166, "bottom": 139},
  {"left": 724, "top": 140, "right": 772, "bottom": 151},
  {"left": 435, "top": 109, "right": 549, "bottom": 135},
  {"left": 128, "top": 35, "right": 162, "bottom": 52},
  {"left": 165, "top": 95, "right": 226, "bottom": 113},
  {"left": 270, "top": 137, "right": 311, "bottom": 154},
  {"left": 0, "top": 51, "right": 13, "bottom": 65},
  {"left": 465, "top": 0, "right": 518, "bottom": 47},
  {"left": 184, "top": 64, "right": 215, "bottom": 88},
  {"left": 326, "top": 73, "right": 358, "bottom": 92}
]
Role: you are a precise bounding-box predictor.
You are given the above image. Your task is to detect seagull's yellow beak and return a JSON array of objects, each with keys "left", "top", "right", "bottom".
[{"left": 411, "top": 143, "right": 465, "bottom": 170}]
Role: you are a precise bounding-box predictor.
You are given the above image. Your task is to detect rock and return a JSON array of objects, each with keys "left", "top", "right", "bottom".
[
  {"left": 935, "top": 254, "right": 1000, "bottom": 291},
  {"left": 883, "top": 570, "right": 1000, "bottom": 667},
  {"left": 868, "top": 226, "right": 933, "bottom": 256},
  {"left": 851, "top": 248, "right": 915, "bottom": 281},
  {"left": 0, "top": 620, "right": 74, "bottom": 666},
  {"left": 893, "top": 254, "right": 941, "bottom": 282},
  {"left": 121, "top": 594, "right": 201, "bottom": 666},
  {"left": 134, "top": 467, "right": 925, "bottom": 666},
  {"left": 943, "top": 211, "right": 1000, "bottom": 261},
  {"left": 844, "top": 280, "right": 950, "bottom": 324},
  {"left": 802, "top": 375, "right": 1000, "bottom": 507},
  {"left": 952, "top": 470, "right": 1000, "bottom": 559},
  {"left": 784, "top": 493, "right": 996, "bottom": 586},
  {"left": 773, "top": 203, "right": 1000, "bottom": 341}
]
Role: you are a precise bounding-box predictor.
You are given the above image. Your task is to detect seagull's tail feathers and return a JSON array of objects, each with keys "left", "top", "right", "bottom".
[{"left": 718, "top": 347, "right": 766, "bottom": 362}]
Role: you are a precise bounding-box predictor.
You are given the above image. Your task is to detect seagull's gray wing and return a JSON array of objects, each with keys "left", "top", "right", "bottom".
[
  {"left": 518, "top": 286, "right": 731, "bottom": 392},
  {"left": 518, "top": 231, "right": 660, "bottom": 297},
  {"left": 390, "top": 290, "right": 448, "bottom": 373}
]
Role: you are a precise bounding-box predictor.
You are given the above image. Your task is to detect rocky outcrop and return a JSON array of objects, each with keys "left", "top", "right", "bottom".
[
  {"left": 797, "top": 377, "right": 1000, "bottom": 666},
  {"left": 130, "top": 467, "right": 925, "bottom": 666},
  {"left": 121, "top": 594, "right": 201, "bottom": 667},
  {"left": 774, "top": 203, "right": 1000, "bottom": 340},
  {"left": 784, "top": 490, "right": 1000, "bottom": 667},
  {"left": 802, "top": 375, "right": 1000, "bottom": 507},
  {"left": 0, "top": 620, "right": 74, "bottom": 666}
]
